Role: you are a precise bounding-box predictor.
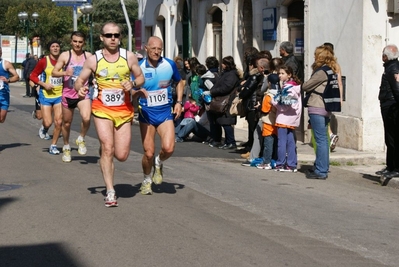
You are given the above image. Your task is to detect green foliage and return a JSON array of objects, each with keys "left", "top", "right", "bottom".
[{"left": 1, "top": 0, "right": 139, "bottom": 53}]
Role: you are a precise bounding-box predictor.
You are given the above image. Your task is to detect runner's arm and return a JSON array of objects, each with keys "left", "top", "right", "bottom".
[
  {"left": 74, "top": 55, "right": 96, "bottom": 97},
  {"left": 51, "top": 52, "right": 69, "bottom": 77},
  {"left": 3, "top": 60, "right": 19, "bottom": 83}
]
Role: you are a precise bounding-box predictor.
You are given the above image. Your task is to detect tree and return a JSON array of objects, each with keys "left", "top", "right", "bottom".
[
  {"left": 1, "top": 0, "right": 139, "bottom": 53},
  {"left": 90, "top": 0, "right": 138, "bottom": 51},
  {"left": 4, "top": 1, "right": 73, "bottom": 54}
]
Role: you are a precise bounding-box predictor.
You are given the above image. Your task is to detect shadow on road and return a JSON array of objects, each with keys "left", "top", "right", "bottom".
[
  {"left": 0, "top": 143, "right": 30, "bottom": 152},
  {"left": 0, "top": 243, "right": 84, "bottom": 267},
  {"left": 87, "top": 181, "right": 186, "bottom": 199}
]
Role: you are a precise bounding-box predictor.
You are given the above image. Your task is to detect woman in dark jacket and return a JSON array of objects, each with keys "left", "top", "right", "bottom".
[
  {"left": 208, "top": 56, "right": 240, "bottom": 149},
  {"left": 238, "top": 56, "right": 264, "bottom": 152}
]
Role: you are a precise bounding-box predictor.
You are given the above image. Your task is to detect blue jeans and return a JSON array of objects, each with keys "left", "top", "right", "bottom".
[
  {"left": 176, "top": 119, "right": 210, "bottom": 140},
  {"left": 309, "top": 114, "right": 330, "bottom": 176},
  {"left": 262, "top": 134, "right": 277, "bottom": 164},
  {"left": 175, "top": 118, "right": 195, "bottom": 137}
]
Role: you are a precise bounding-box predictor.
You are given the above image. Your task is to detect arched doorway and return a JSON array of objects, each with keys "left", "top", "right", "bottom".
[
  {"left": 287, "top": 0, "right": 304, "bottom": 66},
  {"left": 211, "top": 8, "right": 222, "bottom": 66}
]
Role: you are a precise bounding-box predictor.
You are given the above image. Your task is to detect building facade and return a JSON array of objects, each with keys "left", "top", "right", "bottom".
[{"left": 136, "top": 0, "right": 399, "bottom": 152}]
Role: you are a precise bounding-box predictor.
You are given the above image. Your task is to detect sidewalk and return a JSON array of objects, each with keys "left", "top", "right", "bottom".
[
  {"left": 9, "top": 82, "right": 398, "bottom": 189},
  {"left": 233, "top": 127, "right": 399, "bottom": 189}
]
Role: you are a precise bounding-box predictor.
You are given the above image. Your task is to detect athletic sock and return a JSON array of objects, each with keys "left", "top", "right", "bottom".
[{"left": 144, "top": 175, "right": 152, "bottom": 184}]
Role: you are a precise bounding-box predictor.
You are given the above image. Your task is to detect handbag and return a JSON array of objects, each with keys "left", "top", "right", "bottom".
[
  {"left": 229, "top": 96, "right": 246, "bottom": 117},
  {"left": 208, "top": 94, "right": 231, "bottom": 113}
]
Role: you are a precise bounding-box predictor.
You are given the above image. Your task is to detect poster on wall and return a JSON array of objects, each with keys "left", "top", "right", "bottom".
[
  {"left": 263, "top": 8, "right": 277, "bottom": 41},
  {"left": 295, "top": 38, "right": 304, "bottom": 54},
  {"left": 0, "top": 35, "right": 30, "bottom": 63}
]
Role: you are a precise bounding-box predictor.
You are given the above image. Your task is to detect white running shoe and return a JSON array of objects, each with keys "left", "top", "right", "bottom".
[
  {"left": 39, "top": 125, "right": 50, "bottom": 140},
  {"left": 62, "top": 148, "right": 71, "bottom": 162},
  {"left": 104, "top": 191, "right": 118, "bottom": 207},
  {"left": 76, "top": 138, "right": 87, "bottom": 155}
]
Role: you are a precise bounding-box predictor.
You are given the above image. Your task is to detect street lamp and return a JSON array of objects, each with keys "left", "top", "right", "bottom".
[
  {"left": 18, "top": 11, "right": 39, "bottom": 55},
  {"left": 80, "top": 3, "right": 94, "bottom": 53}
]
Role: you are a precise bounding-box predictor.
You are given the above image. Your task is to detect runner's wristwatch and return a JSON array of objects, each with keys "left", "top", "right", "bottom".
[{"left": 176, "top": 101, "right": 183, "bottom": 105}]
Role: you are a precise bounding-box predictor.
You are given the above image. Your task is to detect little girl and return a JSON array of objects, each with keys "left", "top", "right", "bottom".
[{"left": 272, "top": 65, "right": 302, "bottom": 172}]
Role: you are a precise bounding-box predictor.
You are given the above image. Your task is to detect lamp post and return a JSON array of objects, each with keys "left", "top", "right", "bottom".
[
  {"left": 80, "top": 3, "right": 94, "bottom": 53},
  {"left": 17, "top": 11, "right": 39, "bottom": 55}
]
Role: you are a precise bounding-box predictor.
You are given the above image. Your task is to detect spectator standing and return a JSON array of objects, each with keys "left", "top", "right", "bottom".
[
  {"left": 376, "top": 44, "right": 399, "bottom": 180},
  {"left": 24, "top": 53, "right": 37, "bottom": 97},
  {"left": 208, "top": 56, "right": 240, "bottom": 149},
  {"left": 302, "top": 46, "right": 340, "bottom": 179},
  {"left": 279, "top": 41, "right": 303, "bottom": 82},
  {"left": 272, "top": 65, "right": 302, "bottom": 172},
  {"left": 238, "top": 55, "right": 264, "bottom": 154},
  {"left": 256, "top": 87, "right": 278, "bottom": 170},
  {"left": 323, "top": 42, "right": 343, "bottom": 152}
]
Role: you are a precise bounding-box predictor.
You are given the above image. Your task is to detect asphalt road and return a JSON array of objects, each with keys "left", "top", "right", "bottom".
[{"left": 1, "top": 84, "right": 399, "bottom": 267}]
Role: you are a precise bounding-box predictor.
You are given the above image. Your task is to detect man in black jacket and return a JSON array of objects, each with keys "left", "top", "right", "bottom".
[
  {"left": 23, "top": 53, "right": 37, "bottom": 97},
  {"left": 279, "top": 41, "right": 303, "bottom": 82},
  {"left": 377, "top": 44, "right": 399, "bottom": 181}
]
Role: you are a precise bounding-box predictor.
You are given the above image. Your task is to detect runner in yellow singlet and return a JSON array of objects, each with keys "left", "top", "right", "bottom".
[{"left": 74, "top": 22, "right": 145, "bottom": 207}]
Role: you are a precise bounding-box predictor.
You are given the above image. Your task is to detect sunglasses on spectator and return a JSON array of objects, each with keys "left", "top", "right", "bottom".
[{"left": 103, "top": 33, "right": 121, "bottom": 39}]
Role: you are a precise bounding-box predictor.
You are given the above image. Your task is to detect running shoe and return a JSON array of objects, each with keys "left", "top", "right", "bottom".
[
  {"left": 62, "top": 148, "right": 71, "bottom": 163},
  {"left": 330, "top": 134, "right": 339, "bottom": 152},
  {"left": 39, "top": 125, "right": 50, "bottom": 140},
  {"left": 152, "top": 161, "right": 163, "bottom": 185},
  {"left": 274, "top": 165, "right": 285, "bottom": 171},
  {"left": 104, "top": 191, "right": 118, "bottom": 207},
  {"left": 76, "top": 138, "right": 87, "bottom": 155},
  {"left": 279, "top": 166, "right": 297, "bottom": 173},
  {"left": 140, "top": 181, "right": 153, "bottom": 195},
  {"left": 241, "top": 160, "right": 252, "bottom": 167},
  {"left": 256, "top": 163, "right": 272, "bottom": 170},
  {"left": 49, "top": 145, "right": 60, "bottom": 155}
]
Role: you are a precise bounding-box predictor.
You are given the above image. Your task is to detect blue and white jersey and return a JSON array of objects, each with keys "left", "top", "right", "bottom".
[
  {"left": 0, "top": 59, "right": 10, "bottom": 94},
  {"left": 137, "top": 57, "right": 181, "bottom": 108}
]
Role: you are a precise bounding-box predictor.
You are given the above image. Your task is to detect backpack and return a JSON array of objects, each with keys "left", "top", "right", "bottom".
[{"left": 304, "top": 65, "right": 341, "bottom": 112}]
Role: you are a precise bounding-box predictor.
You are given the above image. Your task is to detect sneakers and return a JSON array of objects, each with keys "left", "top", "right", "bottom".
[
  {"left": 39, "top": 125, "right": 50, "bottom": 140},
  {"left": 76, "top": 138, "right": 87, "bottom": 155},
  {"left": 330, "top": 134, "right": 339, "bottom": 152},
  {"left": 152, "top": 162, "right": 163, "bottom": 185},
  {"left": 275, "top": 165, "right": 297, "bottom": 172},
  {"left": 104, "top": 191, "right": 118, "bottom": 207},
  {"left": 140, "top": 181, "right": 153, "bottom": 195},
  {"left": 49, "top": 145, "right": 60, "bottom": 155},
  {"left": 241, "top": 160, "right": 252, "bottom": 167},
  {"left": 280, "top": 166, "right": 297, "bottom": 172},
  {"left": 62, "top": 148, "right": 71, "bottom": 162},
  {"left": 208, "top": 141, "right": 221, "bottom": 148},
  {"left": 256, "top": 163, "right": 272, "bottom": 170}
]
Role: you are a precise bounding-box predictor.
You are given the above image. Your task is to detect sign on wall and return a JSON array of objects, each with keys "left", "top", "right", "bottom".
[{"left": 263, "top": 8, "right": 277, "bottom": 41}]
